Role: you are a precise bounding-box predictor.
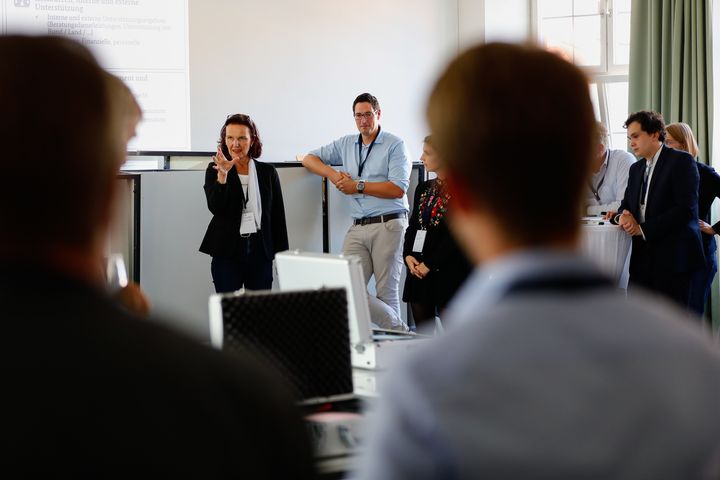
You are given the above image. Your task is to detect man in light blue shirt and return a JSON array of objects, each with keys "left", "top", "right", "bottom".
[
  {"left": 302, "top": 93, "right": 411, "bottom": 330},
  {"left": 357, "top": 43, "right": 720, "bottom": 480}
]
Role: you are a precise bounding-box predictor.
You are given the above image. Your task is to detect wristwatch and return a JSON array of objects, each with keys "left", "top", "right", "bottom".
[{"left": 356, "top": 180, "right": 365, "bottom": 193}]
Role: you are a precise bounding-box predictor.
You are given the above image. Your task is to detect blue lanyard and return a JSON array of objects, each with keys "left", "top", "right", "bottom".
[{"left": 357, "top": 126, "right": 380, "bottom": 177}]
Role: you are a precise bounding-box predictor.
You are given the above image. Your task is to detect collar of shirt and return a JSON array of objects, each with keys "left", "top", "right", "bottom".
[
  {"left": 354, "top": 128, "right": 385, "bottom": 147},
  {"left": 443, "top": 249, "right": 602, "bottom": 330},
  {"left": 645, "top": 144, "right": 663, "bottom": 168},
  {"left": 592, "top": 150, "right": 609, "bottom": 182}
]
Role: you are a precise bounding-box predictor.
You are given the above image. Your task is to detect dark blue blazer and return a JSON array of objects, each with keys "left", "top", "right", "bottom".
[
  {"left": 697, "top": 161, "right": 720, "bottom": 258},
  {"left": 200, "top": 160, "right": 289, "bottom": 261},
  {"left": 617, "top": 145, "right": 704, "bottom": 274}
]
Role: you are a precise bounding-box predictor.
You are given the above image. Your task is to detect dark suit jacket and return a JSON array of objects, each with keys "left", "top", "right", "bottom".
[
  {"left": 697, "top": 161, "right": 720, "bottom": 258},
  {"left": 402, "top": 179, "right": 473, "bottom": 309},
  {"left": 0, "top": 263, "right": 316, "bottom": 478},
  {"left": 200, "top": 160, "right": 289, "bottom": 260},
  {"left": 618, "top": 145, "right": 704, "bottom": 274}
]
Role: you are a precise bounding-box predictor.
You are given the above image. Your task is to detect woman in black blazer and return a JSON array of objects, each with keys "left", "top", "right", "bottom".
[
  {"left": 199, "top": 114, "right": 289, "bottom": 293},
  {"left": 666, "top": 122, "right": 720, "bottom": 317},
  {"left": 402, "top": 136, "right": 473, "bottom": 331}
]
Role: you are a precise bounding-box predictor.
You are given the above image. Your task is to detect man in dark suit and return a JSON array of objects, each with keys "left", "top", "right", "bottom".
[
  {"left": 0, "top": 36, "right": 315, "bottom": 478},
  {"left": 606, "top": 111, "right": 704, "bottom": 308}
]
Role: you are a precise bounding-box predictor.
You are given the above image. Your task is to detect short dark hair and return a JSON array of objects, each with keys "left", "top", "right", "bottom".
[
  {"left": 219, "top": 114, "right": 263, "bottom": 159},
  {"left": 352, "top": 93, "right": 380, "bottom": 112},
  {"left": 427, "top": 43, "right": 595, "bottom": 245},
  {"left": 0, "top": 36, "right": 118, "bottom": 252},
  {"left": 624, "top": 110, "right": 666, "bottom": 142}
]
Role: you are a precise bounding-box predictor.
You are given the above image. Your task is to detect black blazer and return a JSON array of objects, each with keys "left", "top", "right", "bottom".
[
  {"left": 402, "top": 179, "right": 473, "bottom": 308},
  {"left": 0, "top": 264, "right": 315, "bottom": 478},
  {"left": 618, "top": 145, "right": 704, "bottom": 274},
  {"left": 200, "top": 160, "right": 289, "bottom": 260},
  {"left": 697, "top": 161, "right": 720, "bottom": 258}
]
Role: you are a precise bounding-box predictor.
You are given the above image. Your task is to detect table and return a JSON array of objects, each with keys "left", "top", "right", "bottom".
[{"left": 580, "top": 222, "right": 631, "bottom": 288}]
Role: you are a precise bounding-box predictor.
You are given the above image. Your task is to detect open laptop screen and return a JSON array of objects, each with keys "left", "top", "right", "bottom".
[
  {"left": 276, "top": 250, "right": 374, "bottom": 345},
  {"left": 209, "top": 288, "right": 353, "bottom": 404}
]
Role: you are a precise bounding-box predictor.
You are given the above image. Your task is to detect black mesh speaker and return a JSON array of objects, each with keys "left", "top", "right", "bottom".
[{"left": 220, "top": 288, "right": 353, "bottom": 401}]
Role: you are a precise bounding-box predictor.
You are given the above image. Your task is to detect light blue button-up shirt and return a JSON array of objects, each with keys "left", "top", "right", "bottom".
[{"left": 309, "top": 129, "right": 411, "bottom": 218}]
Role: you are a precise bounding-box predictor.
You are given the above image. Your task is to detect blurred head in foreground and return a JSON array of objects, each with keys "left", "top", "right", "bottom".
[
  {"left": 0, "top": 36, "right": 134, "bottom": 285},
  {"left": 426, "top": 42, "right": 596, "bottom": 262}
]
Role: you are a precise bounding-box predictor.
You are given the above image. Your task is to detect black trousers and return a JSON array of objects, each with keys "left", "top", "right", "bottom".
[
  {"left": 629, "top": 268, "right": 693, "bottom": 310},
  {"left": 210, "top": 235, "right": 272, "bottom": 293}
]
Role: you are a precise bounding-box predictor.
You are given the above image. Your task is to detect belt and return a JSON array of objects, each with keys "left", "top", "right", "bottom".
[{"left": 353, "top": 212, "right": 405, "bottom": 226}]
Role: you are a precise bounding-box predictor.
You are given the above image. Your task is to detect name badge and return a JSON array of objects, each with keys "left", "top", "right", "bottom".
[
  {"left": 412, "top": 230, "right": 427, "bottom": 252},
  {"left": 240, "top": 212, "right": 258, "bottom": 235}
]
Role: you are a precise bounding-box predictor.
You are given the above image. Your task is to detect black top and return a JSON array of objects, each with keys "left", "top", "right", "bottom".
[
  {"left": 696, "top": 160, "right": 720, "bottom": 257},
  {"left": 0, "top": 263, "right": 315, "bottom": 478},
  {"left": 200, "top": 160, "right": 289, "bottom": 260},
  {"left": 402, "top": 178, "right": 473, "bottom": 308}
]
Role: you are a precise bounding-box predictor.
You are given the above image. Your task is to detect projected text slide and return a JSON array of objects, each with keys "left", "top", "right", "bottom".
[{"left": 1, "top": 0, "right": 190, "bottom": 151}]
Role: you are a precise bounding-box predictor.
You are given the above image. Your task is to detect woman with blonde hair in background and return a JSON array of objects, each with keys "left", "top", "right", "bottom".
[{"left": 666, "top": 122, "right": 720, "bottom": 318}]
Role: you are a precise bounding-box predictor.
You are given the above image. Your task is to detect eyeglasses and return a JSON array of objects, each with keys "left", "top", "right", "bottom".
[{"left": 354, "top": 111, "right": 376, "bottom": 120}]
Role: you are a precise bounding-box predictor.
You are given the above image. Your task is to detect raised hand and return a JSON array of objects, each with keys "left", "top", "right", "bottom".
[{"left": 212, "top": 147, "right": 234, "bottom": 184}]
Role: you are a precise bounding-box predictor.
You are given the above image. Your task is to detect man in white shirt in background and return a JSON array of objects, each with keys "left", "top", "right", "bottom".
[{"left": 585, "top": 122, "right": 635, "bottom": 216}]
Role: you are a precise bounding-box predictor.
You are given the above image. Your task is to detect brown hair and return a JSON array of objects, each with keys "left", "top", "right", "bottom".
[
  {"left": 624, "top": 110, "right": 666, "bottom": 142},
  {"left": 219, "top": 114, "right": 263, "bottom": 159},
  {"left": 666, "top": 122, "right": 700, "bottom": 158},
  {"left": 105, "top": 72, "right": 142, "bottom": 142},
  {"left": 0, "top": 36, "right": 118, "bottom": 252},
  {"left": 426, "top": 43, "right": 595, "bottom": 244},
  {"left": 353, "top": 93, "right": 380, "bottom": 112}
]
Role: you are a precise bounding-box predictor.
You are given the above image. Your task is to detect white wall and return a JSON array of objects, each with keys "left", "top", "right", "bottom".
[
  {"left": 483, "top": 0, "right": 531, "bottom": 43},
  {"left": 458, "top": 0, "right": 531, "bottom": 50},
  {"left": 458, "top": 0, "right": 486, "bottom": 50},
  {"left": 188, "top": 0, "right": 458, "bottom": 161},
  {"left": 131, "top": 1, "right": 538, "bottom": 338}
]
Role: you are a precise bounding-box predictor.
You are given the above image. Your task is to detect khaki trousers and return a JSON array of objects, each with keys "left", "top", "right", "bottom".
[{"left": 342, "top": 217, "right": 408, "bottom": 330}]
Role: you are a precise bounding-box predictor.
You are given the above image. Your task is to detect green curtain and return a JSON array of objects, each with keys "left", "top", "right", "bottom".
[{"left": 628, "top": 0, "right": 712, "bottom": 164}]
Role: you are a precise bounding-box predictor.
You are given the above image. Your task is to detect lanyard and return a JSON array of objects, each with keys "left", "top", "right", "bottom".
[
  {"left": 357, "top": 126, "right": 380, "bottom": 177},
  {"left": 588, "top": 151, "right": 608, "bottom": 202},
  {"left": 237, "top": 172, "right": 249, "bottom": 204}
]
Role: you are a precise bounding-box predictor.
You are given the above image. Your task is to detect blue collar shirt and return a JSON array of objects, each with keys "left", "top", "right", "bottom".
[{"left": 309, "top": 128, "right": 411, "bottom": 218}]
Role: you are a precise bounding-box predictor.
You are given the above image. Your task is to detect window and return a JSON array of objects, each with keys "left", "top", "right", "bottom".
[{"left": 535, "top": 0, "right": 631, "bottom": 150}]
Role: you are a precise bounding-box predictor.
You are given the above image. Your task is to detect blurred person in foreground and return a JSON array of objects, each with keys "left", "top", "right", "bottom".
[
  {"left": 666, "top": 122, "right": 720, "bottom": 317},
  {"left": 357, "top": 42, "right": 720, "bottom": 480},
  {"left": 104, "top": 72, "right": 151, "bottom": 317},
  {"left": 0, "top": 35, "right": 315, "bottom": 478}
]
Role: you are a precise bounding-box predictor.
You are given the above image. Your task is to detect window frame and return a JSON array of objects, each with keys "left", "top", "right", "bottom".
[{"left": 532, "top": 0, "right": 630, "bottom": 150}]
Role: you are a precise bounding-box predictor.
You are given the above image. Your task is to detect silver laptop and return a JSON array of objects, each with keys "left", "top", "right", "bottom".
[{"left": 275, "top": 250, "right": 418, "bottom": 344}]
